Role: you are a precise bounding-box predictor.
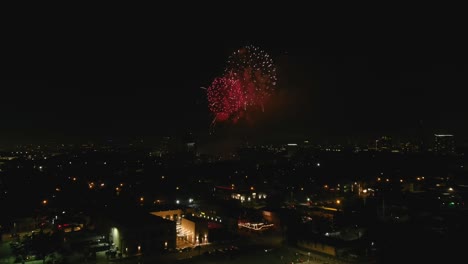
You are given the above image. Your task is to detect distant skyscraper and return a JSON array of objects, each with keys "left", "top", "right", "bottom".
[
  {"left": 434, "top": 134, "right": 455, "bottom": 155},
  {"left": 160, "top": 136, "right": 171, "bottom": 153},
  {"left": 183, "top": 132, "right": 197, "bottom": 156},
  {"left": 186, "top": 142, "right": 197, "bottom": 154},
  {"left": 418, "top": 120, "right": 426, "bottom": 152}
]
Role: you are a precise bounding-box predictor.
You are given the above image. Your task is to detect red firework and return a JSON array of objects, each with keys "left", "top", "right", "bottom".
[
  {"left": 207, "top": 75, "right": 245, "bottom": 122},
  {"left": 225, "top": 45, "right": 277, "bottom": 111}
]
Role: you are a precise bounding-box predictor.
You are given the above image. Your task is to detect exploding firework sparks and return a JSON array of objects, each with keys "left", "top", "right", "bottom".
[
  {"left": 207, "top": 74, "right": 245, "bottom": 123},
  {"left": 204, "top": 45, "right": 277, "bottom": 130},
  {"left": 225, "top": 45, "right": 277, "bottom": 111}
]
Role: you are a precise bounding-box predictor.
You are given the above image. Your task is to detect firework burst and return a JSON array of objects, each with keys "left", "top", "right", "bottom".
[
  {"left": 207, "top": 74, "right": 245, "bottom": 123},
  {"left": 225, "top": 45, "right": 277, "bottom": 111}
]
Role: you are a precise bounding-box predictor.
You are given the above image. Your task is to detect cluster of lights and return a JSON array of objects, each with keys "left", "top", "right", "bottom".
[
  {"left": 87, "top": 182, "right": 109, "bottom": 190},
  {"left": 324, "top": 148, "right": 342, "bottom": 152},
  {"left": 238, "top": 222, "right": 274, "bottom": 231},
  {"left": 231, "top": 193, "right": 267, "bottom": 202},
  {"left": 376, "top": 177, "right": 391, "bottom": 182},
  {"left": 193, "top": 213, "right": 222, "bottom": 222}
]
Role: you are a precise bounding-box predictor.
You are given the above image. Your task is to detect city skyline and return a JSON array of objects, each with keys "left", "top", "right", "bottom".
[
  {"left": 2, "top": 35, "right": 467, "bottom": 147},
  {"left": 4, "top": 14, "right": 468, "bottom": 264}
]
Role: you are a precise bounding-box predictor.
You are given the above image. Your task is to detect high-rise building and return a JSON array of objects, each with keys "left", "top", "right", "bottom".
[
  {"left": 434, "top": 134, "right": 455, "bottom": 155},
  {"left": 417, "top": 120, "right": 426, "bottom": 152},
  {"left": 183, "top": 132, "right": 197, "bottom": 156}
]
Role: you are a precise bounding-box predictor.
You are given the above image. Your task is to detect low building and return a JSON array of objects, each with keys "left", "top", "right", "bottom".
[
  {"left": 180, "top": 216, "right": 208, "bottom": 245},
  {"left": 96, "top": 208, "right": 176, "bottom": 256}
]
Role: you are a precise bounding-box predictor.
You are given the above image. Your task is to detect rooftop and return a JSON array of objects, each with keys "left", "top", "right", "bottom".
[{"left": 103, "top": 207, "right": 174, "bottom": 228}]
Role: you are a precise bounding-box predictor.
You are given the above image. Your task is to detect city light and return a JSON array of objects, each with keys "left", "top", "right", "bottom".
[
  {"left": 1, "top": 56, "right": 463, "bottom": 264},
  {"left": 238, "top": 222, "right": 274, "bottom": 231}
]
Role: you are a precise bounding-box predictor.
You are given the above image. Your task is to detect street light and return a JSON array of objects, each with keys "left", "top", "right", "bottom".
[{"left": 308, "top": 252, "right": 310, "bottom": 263}]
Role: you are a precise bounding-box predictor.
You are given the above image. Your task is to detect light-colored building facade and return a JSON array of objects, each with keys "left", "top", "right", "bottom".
[{"left": 180, "top": 217, "right": 209, "bottom": 245}]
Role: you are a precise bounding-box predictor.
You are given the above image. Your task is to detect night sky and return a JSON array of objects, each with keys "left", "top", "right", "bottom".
[{"left": 2, "top": 26, "right": 468, "bottom": 148}]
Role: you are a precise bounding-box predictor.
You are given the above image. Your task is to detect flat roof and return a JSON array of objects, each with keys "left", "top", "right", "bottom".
[{"left": 104, "top": 207, "right": 174, "bottom": 228}]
